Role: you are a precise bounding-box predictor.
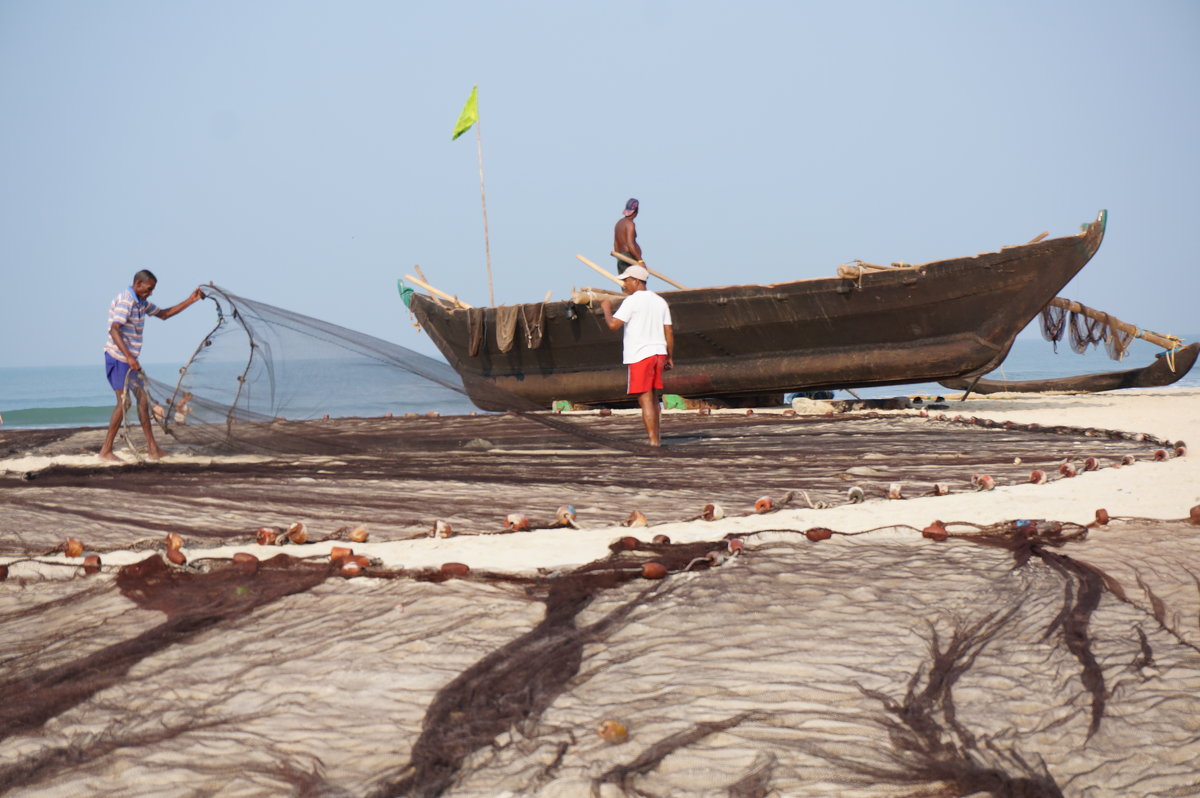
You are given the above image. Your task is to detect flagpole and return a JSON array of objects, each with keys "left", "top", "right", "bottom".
[{"left": 475, "top": 120, "right": 495, "bottom": 306}]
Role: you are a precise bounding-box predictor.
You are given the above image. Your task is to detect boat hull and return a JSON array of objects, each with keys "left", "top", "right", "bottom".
[
  {"left": 411, "top": 212, "right": 1107, "bottom": 410},
  {"left": 939, "top": 342, "right": 1198, "bottom": 395}
]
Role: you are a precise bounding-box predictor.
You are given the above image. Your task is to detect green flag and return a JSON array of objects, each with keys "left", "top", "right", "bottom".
[{"left": 451, "top": 85, "right": 479, "bottom": 141}]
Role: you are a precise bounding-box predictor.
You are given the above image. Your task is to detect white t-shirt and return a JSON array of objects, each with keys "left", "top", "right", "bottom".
[{"left": 613, "top": 289, "right": 672, "bottom": 364}]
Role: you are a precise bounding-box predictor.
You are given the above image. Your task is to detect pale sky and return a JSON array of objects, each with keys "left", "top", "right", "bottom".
[{"left": 2, "top": 0, "right": 1197, "bottom": 369}]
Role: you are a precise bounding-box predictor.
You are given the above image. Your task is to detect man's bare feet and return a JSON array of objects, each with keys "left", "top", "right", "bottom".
[
  {"left": 98, "top": 451, "right": 122, "bottom": 462},
  {"left": 147, "top": 447, "right": 166, "bottom": 460}
]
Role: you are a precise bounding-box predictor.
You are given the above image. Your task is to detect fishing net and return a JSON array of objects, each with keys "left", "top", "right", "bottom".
[
  {"left": 1040, "top": 300, "right": 1134, "bottom": 361},
  {"left": 120, "top": 286, "right": 659, "bottom": 458}
]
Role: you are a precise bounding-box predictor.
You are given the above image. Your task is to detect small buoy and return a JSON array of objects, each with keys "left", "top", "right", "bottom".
[
  {"left": 1121, "top": 454, "right": 1136, "bottom": 466},
  {"left": 256, "top": 527, "right": 278, "bottom": 546},
  {"left": 705, "top": 550, "right": 728, "bottom": 566},
  {"left": 1153, "top": 449, "right": 1168, "bottom": 462},
  {"left": 597, "top": 720, "right": 628, "bottom": 744},
  {"left": 1058, "top": 462, "right": 1076, "bottom": 478},
  {"left": 1189, "top": 505, "right": 1200, "bottom": 526},
  {"left": 505, "top": 513, "right": 530, "bottom": 531},
  {"left": 782, "top": 408, "right": 797, "bottom": 417},
  {"left": 1176, "top": 445, "right": 1188, "bottom": 458},
  {"left": 340, "top": 560, "right": 363, "bottom": 577},
  {"left": 745, "top": 408, "right": 754, "bottom": 416},
  {"left": 1094, "top": 508, "right": 1110, "bottom": 526},
  {"left": 598, "top": 408, "right": 613, "bottom": 417},
  {"left": 973, "top": 474, "right": 996, "bottom": 491},
  {"left": 232, "top": 552, "right": 259, "bottom": 574},
  {"left": 754, "top": 495, "right": 775, "bottom": 513},
  {"left": 440, "top": 562, "right": 470, "bottom": 577},
  {"left": 702, "top": 503, "right": 724, "bottom": 521},
  {"left": 82, "top": 554, "right": 101, "bottom": 575},
  {"left": 641, "top": 562, "right": 668, "bottom": 579},
  {"left": 727, "top": 538, "right": 745, "bottom": 554},
  {"left": 330, "top": 546, "right": 352, "bottom": 563},
  {"left": 623, "top": 510, "right": 648, "bottom": 528},
  {"left": 933, "top": 482, "right": 950, "bottom": 496},
  {"left": 805, "top": 527, "right": 833, "bottom": 542},
  {"left": 1083, "top": 457, "right": 1099, "bottom": 471},
  {"left": 286, "top": 522, "right": 307, "bottom": 544},
  {"left": 1030, "top": 470, "right": 1048, "bottom": 485},
  {"left": 652, "top": 534, "right": 671, "bottom": 545},
  {"left": 432, "top": 520, "right": 453, "bottom": 538},
  {"left": 556, "top": 505, "right": 577, "bottom": 526},
  {"left": 64, "top": 538, "right": 84, "bottom": 558},
  {"left": 847, "top": 486, "right": 865, "bottom": 503},
  {"left": 617, "top": 536, "right": 640, "bottom": 550},
  {"left": 922, "top": 521, "right": 948, "bottom": 541},
  {"left": 165, "top": 532, "right": 184, "bottom": 551},
  {"left": 349, "top": 527, "right": 369, "bottom": 543},
  {"left": 918, "top": 409, "right": 928, "bottom": 418},
  {"left": 697, "top": 407, "right": 711, "bottom": 416},
  {"left": 165, "top": 549, "right": 186, "bottom": 566},
  {"left": 1012, "top": 456, "right": 1022, "bottom": 465},
  {"left": 887, "top": 483, "right": 903, "bottom": 500}
]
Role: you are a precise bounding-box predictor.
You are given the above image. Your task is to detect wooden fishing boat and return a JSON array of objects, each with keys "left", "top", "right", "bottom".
[
  {"left": 939, "top": 342, "right": 1198, "bottom": 395},
  {"left": 406, "top": 211, "right": 1108, "bottom": 410}
]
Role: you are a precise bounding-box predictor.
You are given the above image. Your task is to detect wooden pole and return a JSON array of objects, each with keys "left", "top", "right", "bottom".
[
  {"left": 1048, "top": 297, "right": 1181, "bottom": 350},
  {"left": 575, "top": 255, "right": 625, "bottom": 287},
  {"left": 610, "top": 251, "right": 688, "bottom": 290},
  {"left": 476, "top": 122, "right": 495, "bottom": 307},
  {"left": 404, "top": 274, "right": 473, "bottom": 308}
]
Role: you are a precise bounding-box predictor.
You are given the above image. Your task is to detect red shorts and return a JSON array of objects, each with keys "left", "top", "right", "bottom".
[{"left": 627, "top": 354, "right": 667, "bottom": 395}]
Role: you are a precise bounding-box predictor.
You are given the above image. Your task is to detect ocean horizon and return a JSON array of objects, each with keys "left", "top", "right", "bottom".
[{"left": 2, "top": 335, "right": 1196, "bottom": 430}]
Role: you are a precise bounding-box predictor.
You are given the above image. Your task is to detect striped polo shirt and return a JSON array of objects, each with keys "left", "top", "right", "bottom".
[{"left": 104, "top": 287, "right": 159, "bottom": 362}]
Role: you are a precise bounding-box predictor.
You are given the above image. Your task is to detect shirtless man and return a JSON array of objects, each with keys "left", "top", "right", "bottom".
[
  {"left": 613, "top": 197, "right": 643, "bottom": 275},
  {"left": 99, "top": 271, "right": 204, "bottom": 461}
]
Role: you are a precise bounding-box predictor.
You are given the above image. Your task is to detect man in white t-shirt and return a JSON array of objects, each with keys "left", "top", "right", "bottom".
[{"left": 600, "top": 265, "right": 674, "bottom": 447}]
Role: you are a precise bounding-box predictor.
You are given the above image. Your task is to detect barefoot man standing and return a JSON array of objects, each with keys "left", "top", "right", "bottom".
[
  {"left": 99, "top": 270, "right": 204, "bottom": 461},
  {"left": 601, "top": 264, "right": 674, "bottom": 447}
]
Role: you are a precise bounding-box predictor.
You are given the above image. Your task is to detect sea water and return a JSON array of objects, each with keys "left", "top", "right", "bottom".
[{"left": 1, "top": 335, "right": 1195, "bottom": 429}]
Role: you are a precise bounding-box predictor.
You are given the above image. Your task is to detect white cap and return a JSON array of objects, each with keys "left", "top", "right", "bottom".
[{"left": 620, "top": 264, "right": 650, "bottom": 282}]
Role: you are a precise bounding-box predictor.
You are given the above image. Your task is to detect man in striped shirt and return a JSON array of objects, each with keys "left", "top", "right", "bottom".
[{"left": 100, "top": 270, "right": 204, "bottom": 461}]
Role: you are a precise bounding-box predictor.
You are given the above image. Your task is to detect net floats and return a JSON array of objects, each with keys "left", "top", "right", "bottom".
[
  {"left": 887, "top": 483, "right": 903, "bottom": 500},
  {"left": 165, "top": 532, "right": 184, "bottom": 551},
  {"left": 165, "top": 549, "right": 187, "bottom": 566},
  {"left": 622, "top": 510, "right": 648, "bottom": 528},
  {"left": 1189, "top": 505, "right": 1200, "bottom": 526},
  {"left": 847, "top": 486, "right": 865, "bottom": 503},
  {"left": 754, "top": 495, "right": 775, "bottom": 513},
  {"left": 1058, "top": 462, "right": 1076, "bottom": 478},
  {"left": 922, "top": 521, "right": 949, "bottom": 541},
  {"left": 348, "top": 526, "right": 369, "bottom": 543},
  {"left": 256, "top": 527, "right": 279, "bottom": 546},
  {"left": 504, "top": 513, "right": 530, "bottom": 532},
  {"left": 431, "top": 520, "right": 454, "bottom": 538},
  {"left": 597, "top": 720, "right": 628, "bottom": 744},
  {"left": 286, "top": 522, "right": 307, "bottom": 544},
  {"left": 641, "top": 562, "right": 668, "bottom": 579},
  {"left": 440, "top": 562, "right": 470, "bottom": 578},
  {"left": 971, "top": 474, "right": 996, "bottom": 491},
  {"left": 82, "top": 554, "right": 102, "bottom": 575},
  {"left": 64, "top": 537, "right": 84, "bottom": 558},
  {"left": 702, "top": 503, "right": 725, "bottom": 521},
  {"left": 805, "top": 527, "right": 833, "bottom": 542},
  {"left": 555, "top": 505, "right": 577, "bottom": 527},
  {"left": 231, "top": 552, "right": 259, "bottom": 574},
  {"left": 1030, "top": 469, "right": 1048, "bottom": 484}
]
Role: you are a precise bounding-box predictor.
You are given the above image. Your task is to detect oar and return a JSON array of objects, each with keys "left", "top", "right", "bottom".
[
  {"left": 403, "top": 274, "right": 473, "bottom": 308},
  {"left": 610, "top": 251, "right": 688, "bottom": 290},
  {"left": 575, "top": 255, "right": 625, "bottom": 287}
]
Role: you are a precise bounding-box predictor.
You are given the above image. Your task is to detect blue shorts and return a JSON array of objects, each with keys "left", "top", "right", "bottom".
[{"left": 105, "top": 352, "right": 144, "bottom": 393}]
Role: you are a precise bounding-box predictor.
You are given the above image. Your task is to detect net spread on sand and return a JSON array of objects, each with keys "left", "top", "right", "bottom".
[
  {"left": 128, "top": 286, "right": 657, "bottom": 458},
  {"left": 1, "top": 518, "right": 1199, "bottom": 796}
]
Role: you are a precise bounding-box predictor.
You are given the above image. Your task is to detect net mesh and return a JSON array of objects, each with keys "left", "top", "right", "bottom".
[
  {"left": 1039, "top": 301, "right": 1133, "bottom": 361},
  {"left": 123, "top": 286, "right": 659, "bottom": 458}
]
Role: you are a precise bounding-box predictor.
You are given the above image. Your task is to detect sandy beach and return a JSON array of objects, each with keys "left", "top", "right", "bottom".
[{"left": 1, "top": 388, "right": 1198, "bottom": 796}]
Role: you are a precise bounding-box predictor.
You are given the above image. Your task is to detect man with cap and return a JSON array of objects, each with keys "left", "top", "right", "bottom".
[
  {"left": 600, "top": 264, "right": 674, "bottom": 447},
  {"left": 613, "top": 197, "right": 643, "bottom": 275}
]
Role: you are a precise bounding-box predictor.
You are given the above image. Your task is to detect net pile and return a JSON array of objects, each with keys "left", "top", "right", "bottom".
[{"left": 126, "top": 286, "right": 657, "bottom": 458}]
